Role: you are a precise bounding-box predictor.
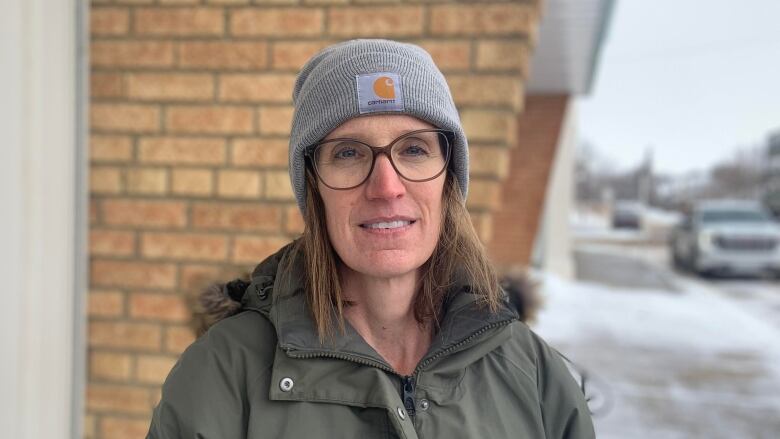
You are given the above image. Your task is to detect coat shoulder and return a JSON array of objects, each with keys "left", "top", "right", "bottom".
[
  {"left": 498, "top": 321, "right": 596, "bottom": 439},
  {"left": 147, "top": 310, "right": 277, "bottom": 438}
]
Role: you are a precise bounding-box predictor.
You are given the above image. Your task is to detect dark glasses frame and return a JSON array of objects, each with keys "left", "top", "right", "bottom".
[{"left": 303, "top": 128, "right": 455, "bottom": 191}]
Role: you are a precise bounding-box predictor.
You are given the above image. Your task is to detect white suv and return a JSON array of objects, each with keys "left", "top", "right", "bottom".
[{"left": 670, "top": 200, "right": 780, "bottom": 277}]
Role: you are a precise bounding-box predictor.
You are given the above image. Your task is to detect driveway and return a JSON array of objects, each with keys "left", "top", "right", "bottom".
[{"left": 532, "top": 242, "right": 780, "bottom": 439}]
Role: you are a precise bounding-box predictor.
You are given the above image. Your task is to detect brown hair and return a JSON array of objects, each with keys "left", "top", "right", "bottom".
[{"left": 288, "top": 170, "right": 502, "bottom": 340}]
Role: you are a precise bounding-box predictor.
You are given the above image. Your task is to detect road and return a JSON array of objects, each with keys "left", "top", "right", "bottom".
[{"left": 533, "top": 241, "right": 780, "bottom": 439}]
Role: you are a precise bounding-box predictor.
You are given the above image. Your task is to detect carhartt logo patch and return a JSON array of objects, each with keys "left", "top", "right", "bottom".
[{"left": 356, "top": 72, "right": 404, "bottom": 114}]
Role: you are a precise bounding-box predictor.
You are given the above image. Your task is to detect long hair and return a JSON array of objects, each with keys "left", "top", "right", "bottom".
[{"left": 289, "top": 170, "right": 502, "bottom": 341}]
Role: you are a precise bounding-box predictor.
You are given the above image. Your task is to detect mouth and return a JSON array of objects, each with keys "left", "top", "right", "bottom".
[{"left": 359, "top": 218, "right": 417, "bottom": 230}]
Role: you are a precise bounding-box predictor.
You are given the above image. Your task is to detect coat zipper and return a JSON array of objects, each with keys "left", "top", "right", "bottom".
[{"left": 401, "top": 375, "right": 416, "bottom": 418}]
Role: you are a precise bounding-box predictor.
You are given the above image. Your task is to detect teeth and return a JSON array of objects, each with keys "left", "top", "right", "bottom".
[{"left": 363, "top": 220, "right": 411, "bottom": 229}]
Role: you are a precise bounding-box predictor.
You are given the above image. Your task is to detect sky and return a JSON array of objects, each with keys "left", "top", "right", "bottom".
[{"left": 577, "top": 0, "right": 780, "bottom": 175}]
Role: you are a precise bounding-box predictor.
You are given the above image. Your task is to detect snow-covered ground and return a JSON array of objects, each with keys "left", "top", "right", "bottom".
[{"left": 531, "top": 242, "right": 780, "bottom": 438}]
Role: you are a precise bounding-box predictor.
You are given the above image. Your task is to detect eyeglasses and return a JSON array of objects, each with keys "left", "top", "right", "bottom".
[{"left": 305, "top": 128, "right": 453, "bottom": 190}]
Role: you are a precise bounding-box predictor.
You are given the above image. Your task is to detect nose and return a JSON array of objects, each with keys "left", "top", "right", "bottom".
[{"left": 364, "top": 154, "right": 406, "bottom": 200}]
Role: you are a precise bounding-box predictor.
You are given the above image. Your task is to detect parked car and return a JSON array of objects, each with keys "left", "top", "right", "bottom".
[
  {"left": 670, "top": 200, "right": 780, "bottom": 277},
  {"left": 611, "top": 201, "right": 642, "bottom": 229}
]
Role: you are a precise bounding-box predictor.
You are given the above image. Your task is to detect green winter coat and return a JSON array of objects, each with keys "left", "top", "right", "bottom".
[{"left": 147, "top": 244, "right": 595, "bottom": 438}]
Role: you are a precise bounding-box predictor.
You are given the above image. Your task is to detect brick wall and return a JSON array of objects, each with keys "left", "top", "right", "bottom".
[
  {"left": 86, "top": 1, "right": 541, "bottom": 437},
  {"left": 488, "top": 94, "right": 570, "bottom": 268}
]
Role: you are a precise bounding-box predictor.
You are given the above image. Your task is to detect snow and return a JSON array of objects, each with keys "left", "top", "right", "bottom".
[
  {"left": 529, "top": 241, "right": 780, "bottom": 438},
  {"left": 532, "top": 272, "right": 780, "bottom": 361}
]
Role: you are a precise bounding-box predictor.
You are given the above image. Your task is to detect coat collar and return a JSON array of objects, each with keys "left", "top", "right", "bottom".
[{"left": 241, "top": 241, "right": 519, "bottom": 374}]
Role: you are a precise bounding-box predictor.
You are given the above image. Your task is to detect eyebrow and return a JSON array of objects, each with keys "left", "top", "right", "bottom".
[{"left": 323, "top": 129, "right": 432, "bottom": 143}]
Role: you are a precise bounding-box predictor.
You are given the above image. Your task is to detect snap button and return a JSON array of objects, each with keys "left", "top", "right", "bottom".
[
  {"left": 419, "top": 399, "right": 430, "bottom": 411},
  {"left": 279, "top": 377, "right": 294, "bottom": 392},
  {"left": 255, "top": 283, "right": 270, "bottom": 300},
  {"left": 396, "top": 406, "right": 406, "bottom": 420}
]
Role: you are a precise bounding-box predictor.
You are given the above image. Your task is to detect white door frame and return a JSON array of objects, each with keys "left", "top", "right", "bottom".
[{"left": 0, "top": 1, "right": 88, "bottom": 438}]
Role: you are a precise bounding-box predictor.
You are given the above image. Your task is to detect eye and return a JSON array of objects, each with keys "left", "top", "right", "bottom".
[
  {"left": 398, "top": 138, "right": 433, "bottom": 157},
  {"left": 331, "top": 143, "right": 365, "bottom": 161},
  {"left": 334, "top": 147, "right": 357, "bottom": 159},
  {"left": 402, "top": 144, "right": 429, "bottom": 156}
]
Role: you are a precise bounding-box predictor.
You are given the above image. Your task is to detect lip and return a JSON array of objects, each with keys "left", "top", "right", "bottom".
[
  {"left": 358, "top": 215, "right": 416, "bottom": 226},
  {"left": 357, "top": 215, "right": 417, "bottom": 234}
]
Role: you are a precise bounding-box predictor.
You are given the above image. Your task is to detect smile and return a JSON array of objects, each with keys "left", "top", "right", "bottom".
[{"left": 360, "top": 220, "right": 415, "bottom": 230}]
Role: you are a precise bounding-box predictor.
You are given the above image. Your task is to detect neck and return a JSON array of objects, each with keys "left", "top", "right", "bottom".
[{"left": 340, "top": 266, "right": 431, "bottom": 375}]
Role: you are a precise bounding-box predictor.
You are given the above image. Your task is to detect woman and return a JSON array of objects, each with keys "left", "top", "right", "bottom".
[{"left": 148, "top": 39, "right": 594, "bottom": 438}]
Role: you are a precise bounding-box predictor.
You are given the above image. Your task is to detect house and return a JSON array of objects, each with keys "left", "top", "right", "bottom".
[{"left": 1, "top": 0, "right": 611, "bottom": 437}]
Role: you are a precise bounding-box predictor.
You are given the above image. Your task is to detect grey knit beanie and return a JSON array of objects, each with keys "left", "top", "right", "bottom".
[{"left": 289, "top": 39, "right": 469, "bottom": 213}]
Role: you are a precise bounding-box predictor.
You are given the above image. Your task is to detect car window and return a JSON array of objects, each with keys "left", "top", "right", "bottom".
[{"left": 699, "top": 210, "right": 770, "bottom": 224}]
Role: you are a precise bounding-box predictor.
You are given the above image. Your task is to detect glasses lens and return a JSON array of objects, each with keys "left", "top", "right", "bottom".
[
  {"left": 391, "top": 131, "right": 449, "bottom": 181},
  {"left": 313, "top": 140, "right": 373, "bottom": 189},
  {"left": 311, "top": 130, "right": 451, "bottom": 189}
]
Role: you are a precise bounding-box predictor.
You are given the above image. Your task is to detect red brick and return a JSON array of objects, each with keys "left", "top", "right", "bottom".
[
  {"left": 264, "top": 170, "right": 294, "bottom": 201},
  {"left": 180, "top": 263, "right": 241, "bottom": 293},
  {"left": 141, "top": 232, "right": 228, "bottom": 261},
  {"left": 136, "top": 354, "right": 178, "bottom": 384},
  {"left": 448, "top": 75, "right": 524, "bottom": 109},
  {"left": 465, "top": 179, "right": 502, "bottom": 211},
  {"left": 88, "top": 321, "right": 162, "bottom": 351},
  {"left": 90, "top": 73, "right": 124, "bottom": 98},
  {"left": 90, "top": 229, "right": 136, "bottom": 256},
  {"left": 91, "top": 259, "right": 177, "bottom": 289},
  {"left": 230, "top": 8, "right": 324, "bottom": 37},
  {"left": 328, "top": 6, "right": 423, "bottom": 37},
  {"left": 429, "top": 4, "right": 536, "bottom": 36},
  {"left": 217, "top": 170, "right": 262, "bottom": 199},
  {"left": 126, "top": 167, "right": 169, "bottom": 195},
  {"left": 84, "top": 414, "right": 96, "bottom": 439},
  {"left": 99, "top": 417, "right": 151, "bottom": 439},
  {"left": 88, "top": 290, "right": 125, "bottom": 318},
  {"left": 129, "top": 292, "right": 191, "bottom": 322},
  {"left": 139, "top": 137, "right": 226, "bottom": 165},
  {"left": 179, "top": 41, "right": 268, "bottom": 70},
  {"left": 90, "top": 351, "right": 133, "bottom": 381},
  {"left": 490, "top": 95, "right": 568, "bottom": 267},
  {"left": 86, "top": 384, "right": 151, "bottom": 414},
  {"left": 219, "top": 74, "right": 296, "bottom": 103},
  {"left": 258, "top": 106, "right": 293, "bottom": 135},
  {"left": 476, "top": 40, "right": 531, "bottom": 74},
  {"left": 90, "top": 199, "right": 99, "bottom": 225},
  {"left": 415, "top": 40, "right": 471, "bottom": 71},
  {"left": 90, "top": 167, "right": 123, "bottom": 194},
  {"left": 101, "top": 199, "right": 187, "bottom": 228},
  {"left": 231, "top": 138, "right": 288, "bottom": 167},
  {"left": 232, "top": 236, "right": 290, "bottom": 263},
  {"left": 134, "top": 7, "right": 224, "bottom": 36},
  {"left": 91, "top": 103, "right": 160, "bottom": 133},
  {"left": 127, "top": 73, "right": 214, "bottom": 101},
  {"left": 284, "top": 205, "right": 305, "bottom": 234},
  {"left": 91, "top": 41, "right": 175, "bottom": 68},
  {"left": 171, "top": 168, "right": 213, "bottom": 196},
  {"left": 271, "top": 41, "right": 330, "bottom": 70},
  {"left": 461, "top": 109, "right": 516, "bottom": 144},
  {"left": 470, "top": 145, "right": 510, "bottom": 179},
  {"left": 164, "top": 325, "right": 196, "bottom": 354},
  {"left": 166, "top": 106, "right": 254, "bottom": 135},
  {"left": 192, "top": 202, "right": 282, "bottom": 232},
  {"left": 91, "top": 7, "right": 130, "bottom": 36},
  {"left": 90, "top": 135, "right": 133, "bottom": 162}
]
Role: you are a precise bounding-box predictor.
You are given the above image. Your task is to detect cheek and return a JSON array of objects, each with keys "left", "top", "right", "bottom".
[{"left": 319, "top": 188, "right": 354, "bottom": 243}]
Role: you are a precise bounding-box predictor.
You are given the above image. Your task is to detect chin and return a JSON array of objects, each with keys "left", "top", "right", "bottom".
[{"left": 342, "top": 249, "right": 425, "bottom": 279}]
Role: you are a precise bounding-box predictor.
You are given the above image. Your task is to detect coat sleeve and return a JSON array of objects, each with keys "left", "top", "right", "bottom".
[
  {"left": 147, "top": 312, "right": 274, "bottom": 439},
  {"left": 532, "top": 333, "right": 596, "bottom": 439}
]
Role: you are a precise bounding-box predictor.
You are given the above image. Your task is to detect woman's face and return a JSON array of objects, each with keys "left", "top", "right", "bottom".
[{"left": 316, "top": 114, "right": 446, "bottom": 279}]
